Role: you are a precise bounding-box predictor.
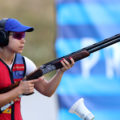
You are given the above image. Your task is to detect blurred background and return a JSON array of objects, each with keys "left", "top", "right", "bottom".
[
  {"left": 1, "top": 0, "right": 120, "bottom": 120},
  {"left": 55, "top": 0, "right": 120, "bottom": 120}
]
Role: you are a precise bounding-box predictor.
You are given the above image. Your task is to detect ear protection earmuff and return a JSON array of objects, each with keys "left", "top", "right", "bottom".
[{"left": 0, "top": 18, "right": 9, "bottom": 47}]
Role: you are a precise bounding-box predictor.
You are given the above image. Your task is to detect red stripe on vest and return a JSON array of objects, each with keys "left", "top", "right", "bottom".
[
  {"left": 14, "top": 78, "right": 23, "bottom": 82},
  {"left": 12, "top": 64, "right": 24, "bottom": 71}
]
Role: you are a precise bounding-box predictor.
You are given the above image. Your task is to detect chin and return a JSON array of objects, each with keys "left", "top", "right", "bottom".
[{"left": 17, "top": 50, "right": 23, "bottom": 54}]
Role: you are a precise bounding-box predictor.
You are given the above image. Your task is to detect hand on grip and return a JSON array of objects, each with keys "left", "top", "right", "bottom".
[{"left": 18, "top": 79, "right": 40, "bottom": 95}]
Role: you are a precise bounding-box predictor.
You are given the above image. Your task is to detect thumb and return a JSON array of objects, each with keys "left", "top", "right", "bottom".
[{"left": 30, "top": 79, "right": 40, "bottom": 84}]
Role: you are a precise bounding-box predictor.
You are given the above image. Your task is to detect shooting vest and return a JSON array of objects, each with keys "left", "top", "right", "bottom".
[{"left": 0, "top": 53, "right": 26, "bottom": 120}]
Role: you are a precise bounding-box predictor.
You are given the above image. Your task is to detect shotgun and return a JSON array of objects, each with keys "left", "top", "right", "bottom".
[
  {"left": 1, "top": 33, "right": 120, "bottom": 113},
  {"left": 0, "top": 33, "right": 120, "bottom": 94}
]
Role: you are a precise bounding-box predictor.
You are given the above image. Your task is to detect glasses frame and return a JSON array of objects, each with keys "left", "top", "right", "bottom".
[{"left": 9, "top": 32, "right": 26, "bottom": 40}]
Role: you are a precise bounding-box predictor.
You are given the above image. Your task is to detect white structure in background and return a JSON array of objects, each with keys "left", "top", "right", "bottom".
[
  {"left": 69, "top": 98, "right": 95, "bottom": 120},
  {"left": 21, "top": 90, "right": 58, "bottom": 120}
]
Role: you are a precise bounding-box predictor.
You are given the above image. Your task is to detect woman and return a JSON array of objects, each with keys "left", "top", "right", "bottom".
[{"left": 0, "top": 18, "right": 74, "bottom": 120}]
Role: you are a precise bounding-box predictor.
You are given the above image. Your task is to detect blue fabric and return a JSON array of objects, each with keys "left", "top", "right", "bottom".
[
  {"left": 12, "top": 53, "right": 26, "bottom": 80},
  {"left": 4, "top": 18, "right": 34, "bottom": 32},
  {"left": 55, "top": 0, "right": 120, "bottom": 120}
]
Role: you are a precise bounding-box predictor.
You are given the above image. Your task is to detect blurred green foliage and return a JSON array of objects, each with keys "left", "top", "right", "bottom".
[{"left": 0, "top": 0, "right": 56, "bottom": 67}]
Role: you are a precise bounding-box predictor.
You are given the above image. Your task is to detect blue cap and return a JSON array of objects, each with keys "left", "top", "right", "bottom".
[{"left": 4, "top": 18, "right": 34, "bottom": 32}]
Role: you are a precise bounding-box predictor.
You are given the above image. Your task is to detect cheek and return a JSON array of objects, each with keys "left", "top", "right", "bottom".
[
  {"left": 8, "top": 39, "right": 18, "bottom": 49},
  {"left": 8, "top": 41, "right": 15, "bottom": 48},
  {"left": 9, "top": 37, "right": 17, "bottom": 45}
]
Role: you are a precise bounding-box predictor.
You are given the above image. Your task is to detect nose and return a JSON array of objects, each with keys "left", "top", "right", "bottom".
[{"left": 20, "top": 38, "right": 26, "bottom": 43}]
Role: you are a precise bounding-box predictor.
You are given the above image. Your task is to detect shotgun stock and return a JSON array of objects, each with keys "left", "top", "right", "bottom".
[{"left": 0, "top": 33, "right": 120, "bottom": 94}]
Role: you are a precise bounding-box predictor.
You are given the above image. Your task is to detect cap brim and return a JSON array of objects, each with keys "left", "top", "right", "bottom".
[
  {"left": 25, "top": 27, "right": 34, "bottom": 32},
  {"left": 12, "top": 25, "right": 34, "bottom": 32}
]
